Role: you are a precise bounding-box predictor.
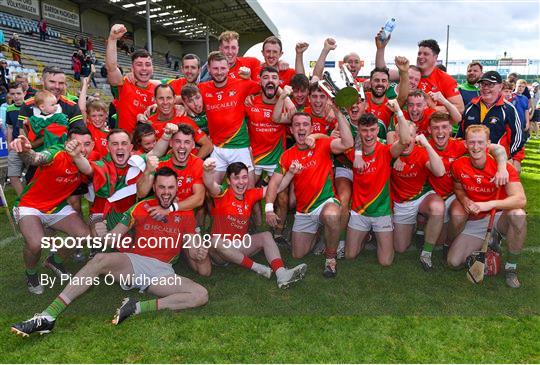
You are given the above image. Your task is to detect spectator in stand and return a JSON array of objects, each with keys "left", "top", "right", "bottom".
[
  {"left": 173, "top": 59, "right": 179, "bottom": 71},
  {"left": 79, "top": 36, "right": 87, "bottom": 54},
  {"left": 72, "top": 51, "right": 82, "bottom": 81},
  {"left": 0, "top": 29, "right": 4, "bottom": 52},
  {"left": 0, "top": 60, "right": 9, "bottom": 89},
  {"left": 38, "top": 18, "right": 47, "bottom": 42},
  {"left": 8, "top": 33, "right": 21, "bottom": 64},
  {"left": 165, "top": 51, "right": 172, "bottom": 68},
  {"left": 81, "top": 54, "right": 97, "bottom": 87},
  {"left": 86, "top": 37, "right": 93, "bottom": 53}
]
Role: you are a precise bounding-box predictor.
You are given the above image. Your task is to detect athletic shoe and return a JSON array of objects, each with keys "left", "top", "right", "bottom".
[
  {"left": 252, "top": 264, "right": 272, "bottom": 279},
  {"left": 274, "top": 234, "right": 290, "bottom": 250},
  {"left": 312, "top": 236, "right": 325, "bottom": 255},
  {"left": 505, "top": 269, "right": 521, "bottom": 288},
  {"left": 11, "top": 314, "right": 55, "bottom": 337},
  {"left": 112, "top": 297, "right": 138, "bottom": 325},
  {"left": 277, "top": 264, "right": 307, "bottom": 289},
  {"left": 336, "top": 240, "right": 345, "bottom": 260},
  {"left": 322, "top": 258, "right": 337, "bottom": 278},
  {"left": 26, "top": 272, "right": 44, "bottom": 295},
  {"left": 44, "top": 255, "right": 70, "bottom": 278},
  {"left": 73, "top": 249, "right": 86, "bottom": 263},
  {"left": 419, "top": 253, "right": 434, "bottom": 271}
]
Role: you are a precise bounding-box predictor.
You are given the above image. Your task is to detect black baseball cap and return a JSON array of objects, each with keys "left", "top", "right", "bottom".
[{"left": 478, "top": 71, "right": 502, "bottom": 84}]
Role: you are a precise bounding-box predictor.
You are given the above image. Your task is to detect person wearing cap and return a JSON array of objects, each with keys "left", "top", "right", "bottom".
[{"left": 458, "top": 71, "right": 525, "bottom": 163}]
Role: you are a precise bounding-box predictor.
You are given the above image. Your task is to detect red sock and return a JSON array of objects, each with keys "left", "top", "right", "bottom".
[
  {"left": 270, "top": 258, "right": 284, "bottom": 272},
  {"left": 325, "top": 248, "right": 337, "bottom": 259},
  {"left": 240, "top": 255, "right": 254, "bottom": 269}
]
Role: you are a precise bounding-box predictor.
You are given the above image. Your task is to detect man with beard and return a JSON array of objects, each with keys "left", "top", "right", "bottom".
[
  {"left": 203, "top": 161, "right": 307, "bottom": 288},
  {"left": 10, "top": 167, "right": 209, "bottom": 337},
  {"left": 10, "top": 127, "right": 93, "bottom": 294},
  {"left": 106, "top": 24, "right": 157, "bottom": 134},
  {"left": 198, "top": 51, "right": 260, "bottom": 185},
  {"left": 458, "top": 62, "right": 482, "bottom": 106},
  {"left": 448, "top": 125, "right": 526, "bottom": 288},
  {"left": 344, "top": 102, "right": 411, "bottom": 266},
  {"left": 265, "top": 109, "right": 354, "bottom": 278},
  {"left": 165, "top": 54, "right": 201, "bottom": 96},
  {"left": 137, "top": 124, "right": 210, "bottom": 276},
  {"left": 376, "top": 36, "right": 464, "bottom": 114},
  {"left": 147, "top": 84, "right": 212, "bottom": 159},
  {"left": 246, "top": 66, "right": 291, "bottom": 245},
  {"left": 365, "top": 57, "right": 410, "bottom": 141},
  {"left": 458, "top": 71, "right": 525, "bottom": 162}
]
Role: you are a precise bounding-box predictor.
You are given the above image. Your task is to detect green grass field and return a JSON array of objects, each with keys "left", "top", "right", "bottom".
[{"left": 0, "top": 141, "right": 539, "bottom": 363}]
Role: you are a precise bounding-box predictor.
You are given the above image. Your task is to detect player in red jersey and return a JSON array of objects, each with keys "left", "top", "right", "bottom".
[
  {"left": 10, "top": 168, "right": 209, "bottom": 337},
  {"left": 391, "top": 121, "right": 446, "bottom": 271},
  {"left": 345, "top": 102, "right": 411, "bottom": 265},
  {"left": 375, "top": 34, "right": 464, "bottom": 114},
  {"left": 448, "top": 125, "right": 526, "bottom": 288},
  {"left": 147, "top": 84, "right": 212, "bottom": 159},
  {"left": 365, "top": 57, "right": 410, "bottom": 141},
  {"left": 106, "top": 24, "right": 158, "bottom": 134},
  {"left": 137, "top": 124, "right": 210, "bottom": 276},
  {"left": 203, "top": 161, "right": 307, "bottom": 289},
  {"left": 218, "top": 30, "right": 260, "bottom": 81},
  {"left": 10, "top": 127, "right": 94, "bottom": 294},
  {"left": 259, "top": 36, "right": 300, "bottom": 87},
  {"left": 180, "top": 84, "right": 209, "bottom": 135},
  {"left": 165, "top": 54, "right": 201, "bottom": 97},
  {"left": 426, "top": 112, "right": 509, "bottom": 258},
  {"left": 266, "top": 109, "right": 354, "bottom": 278},
  {"left": 198, "top": 51, "right": 260, "bottom": 185}
]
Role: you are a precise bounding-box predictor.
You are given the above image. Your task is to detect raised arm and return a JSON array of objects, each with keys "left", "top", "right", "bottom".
[
  {"left": 202, "top": 158, "right": 222, "bottom": 197},
  {"left": 105, "top": 24, "right": 127, "bottom": 86},
  {"left": 387, "top": 99, "right": 411, "bottom": 157},
  {"left": 330, "top": 106, "right": 354, "bottom": 154},
  {"left": 148, "top": 123, "right": 178, "bottom": 158},
  {"left": 136, "top": 154, "right": 158, "bottom": 198},
  {"left": 395, "top": 56, "right": 410, "bottom": 107},
  {"left": 78, "top": 76, "right": 90, "bottom": 118},
  {"left": 65, "top": 139, "right": 93, "bottom": 176},
  {"left": 416, "top": 133, "right": 445, "bottom": 177},
  {"left": 272, "top": 85, "right": 294, "bottom": 124},
  {"left": 374, "top": 28, "right": 398, "bottom": 81},
  {"left": 312, "top": 38, "right": 336, "bottom": 79},
  {"left": 295, "top": 42, "right": 309, "bottom": 75},
  {"left": 11, "top": 135, "right": 51, "bottom": 166},
  {"left": 428, "top": 91, "right": 462, "bottom": 124}
]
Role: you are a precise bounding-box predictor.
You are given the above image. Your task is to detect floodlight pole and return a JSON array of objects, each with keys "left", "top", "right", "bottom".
[{"left": 146, "top": 0, "right": 152, "bottom": 54}]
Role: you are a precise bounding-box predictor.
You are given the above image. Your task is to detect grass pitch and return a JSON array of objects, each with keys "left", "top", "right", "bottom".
[{"left": 0, "top": 140, "right": 539, "bottom": 363}]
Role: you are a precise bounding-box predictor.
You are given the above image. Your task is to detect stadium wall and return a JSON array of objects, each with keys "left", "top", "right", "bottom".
[
  {"left": 41, "top": 0, "right": 80, "bottom": 30},
  {"left": 81, "top": 8, "right": 109, "bottom": 39}
]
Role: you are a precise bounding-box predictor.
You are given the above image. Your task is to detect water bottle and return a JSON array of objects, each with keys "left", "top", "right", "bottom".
[{"left": 380, "top": 18, "right": 396, "bottom": 41}]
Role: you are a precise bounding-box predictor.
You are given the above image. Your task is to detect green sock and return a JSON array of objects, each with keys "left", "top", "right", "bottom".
[
  {"left": 422, "top": 242, "right": 434, "bottom": 256},
  {"left": 45, "top": 297, "right": 68, "bottom": 320},
  {"left": 136, "top": 299, "right": 158, "bottom": 314},
  {"left": 505, "top": 251, "right": 520, "bottom": 271},
  {"left": 52, "top": 254, "right": 63, "bottom": 264},
  {"left": 26, "top": 268, "right": 37, "bottom": 276}
]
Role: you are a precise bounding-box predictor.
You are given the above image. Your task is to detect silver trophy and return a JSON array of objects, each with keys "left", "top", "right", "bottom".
[{"left": 318, "top": 65, "right": 364, "bottom": 108}]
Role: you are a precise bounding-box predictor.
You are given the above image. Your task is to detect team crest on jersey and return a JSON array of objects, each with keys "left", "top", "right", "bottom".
[
  {"left": 186, "top": 177, "right": 192, "bottom": 183},
  {"left": 307, "top": 151, "right": 313, "bottom": 157},
  {"left": 174, "top": 216, "right": 181, "bottom": 223},
  {"left": 229, "top": 90, "right": 237, "bottom": 97},
  {"left": 489, "top": 117, "right": 499, "bottom": 124}
]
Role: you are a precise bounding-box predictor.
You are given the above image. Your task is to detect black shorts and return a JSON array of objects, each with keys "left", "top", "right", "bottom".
[{"left": 533, "top": 109, "right": 540, "bottom": 123}]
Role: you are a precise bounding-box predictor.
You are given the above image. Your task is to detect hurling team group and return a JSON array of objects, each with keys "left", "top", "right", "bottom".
[{"left": 8, "top": 23, "right": 530, "bottom": 336}]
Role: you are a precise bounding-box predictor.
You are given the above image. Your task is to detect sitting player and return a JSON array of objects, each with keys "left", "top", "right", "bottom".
[
  {"left": 10, "top": 167, "right": 208, "bottom": 337},
  {"left": 447, "top": 125, "right": 526, "bottom": 288},
  {"left": 203, "top": 160, "right": 307, "bottom": 289}
]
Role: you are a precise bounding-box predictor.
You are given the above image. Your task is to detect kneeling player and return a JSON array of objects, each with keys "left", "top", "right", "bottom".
[
  {"left": 10, "top": 168, "right": 208, "bottom": 337},
  {"left": 345, "top": 102, "right": 411, "bottom": 265},
  {"left": 448, "top": 125, "right": 526, "bottom": 288},
  {"left": 203, "top": 160, "right": 307, "bottom": 289}
]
